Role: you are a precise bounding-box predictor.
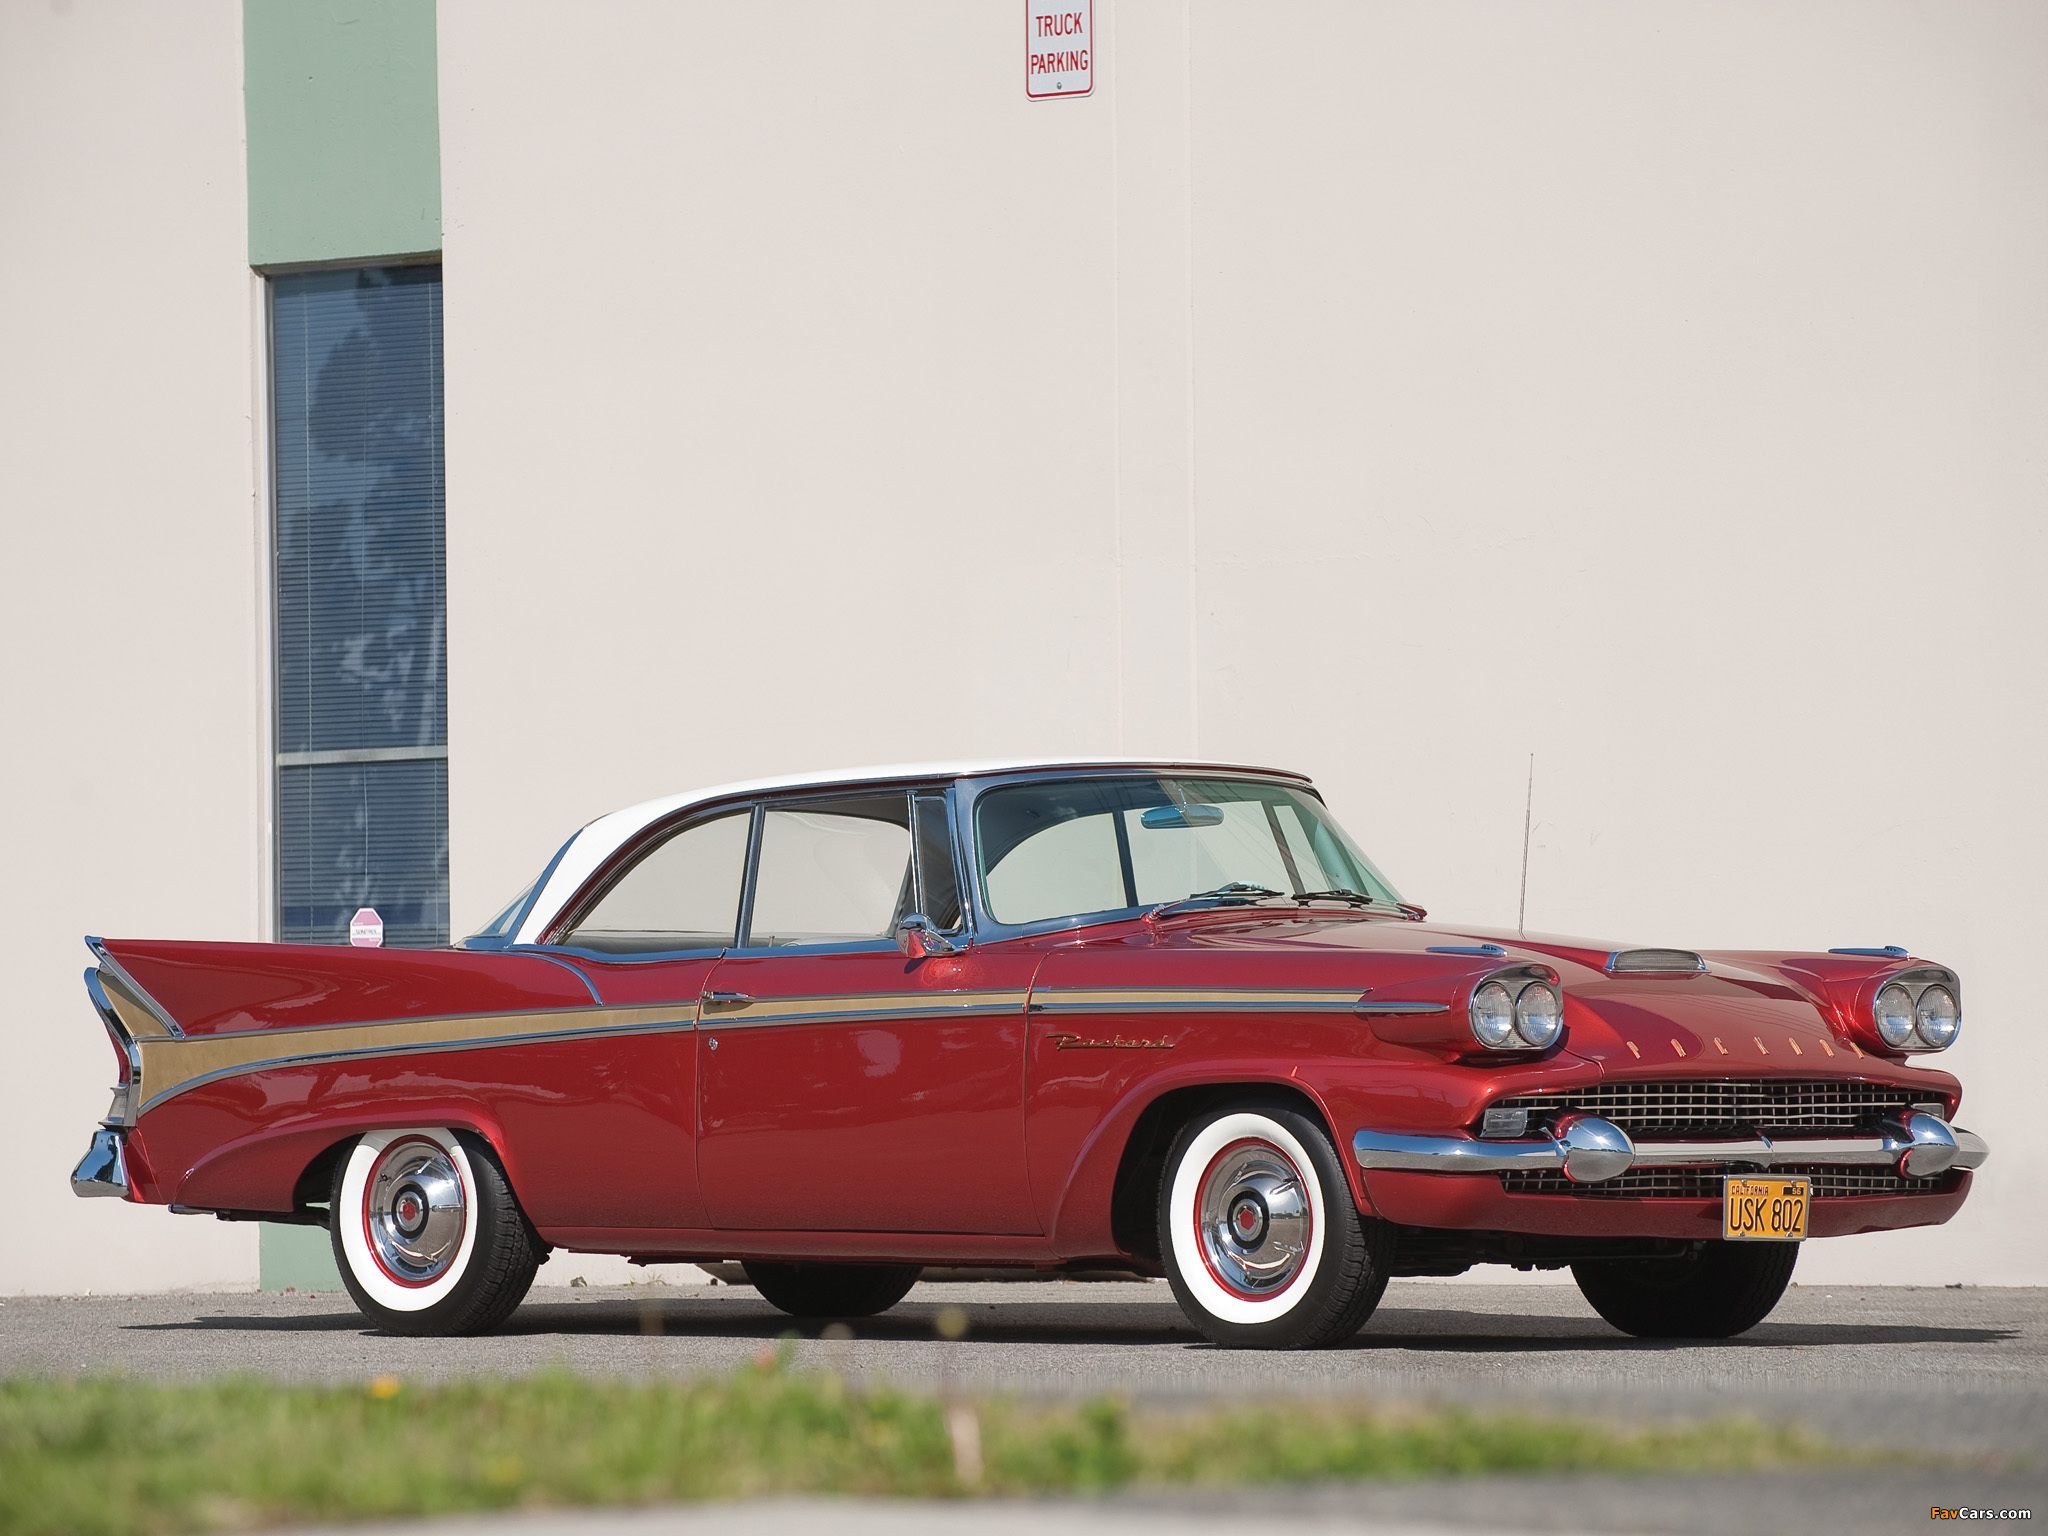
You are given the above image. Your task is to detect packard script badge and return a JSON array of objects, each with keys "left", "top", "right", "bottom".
[{"left": 1047, "top": 1032, "right": 1174, "bottom": 1050}]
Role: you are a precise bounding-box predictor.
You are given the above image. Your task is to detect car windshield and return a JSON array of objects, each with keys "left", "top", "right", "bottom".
[{"left": 974, "top": 776, "right": 1404, "bottom": 927}]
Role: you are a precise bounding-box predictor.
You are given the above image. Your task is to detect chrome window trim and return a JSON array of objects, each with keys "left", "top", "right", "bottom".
[
  {"left": 534, "top": 765, "right": 1343, "bottom": 955},
  {"left": 911, "top": 786, "right": 970, "bottom": 939},
  {"left": 513, "top": 760, "right": 1310, "bottom": 945},
  {"left": 725, "top": 939, "right": 904, "bottom": 958},
  {"left": 734, "top": 801, "right": 766, "bottom": 949},
  {"left": 522, "top": 942, "right": 728, "bottom": 968},
  {"left": 503, "top": 949, "right": 602, "bottom": 1003}
]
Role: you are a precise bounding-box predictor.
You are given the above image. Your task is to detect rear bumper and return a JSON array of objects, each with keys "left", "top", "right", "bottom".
[{"left": 71, "top": 1128, "right": 130, "bottom": 1199}]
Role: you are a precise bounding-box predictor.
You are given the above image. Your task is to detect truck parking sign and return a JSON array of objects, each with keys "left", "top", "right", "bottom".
[{"left": 1026, "top": 1, "right": 1091, "bottom": 99}]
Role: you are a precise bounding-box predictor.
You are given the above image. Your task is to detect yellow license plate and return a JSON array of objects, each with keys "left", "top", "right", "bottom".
[{"left": 1723, "top": 1176, "right": 1810, "bottom": 1241}]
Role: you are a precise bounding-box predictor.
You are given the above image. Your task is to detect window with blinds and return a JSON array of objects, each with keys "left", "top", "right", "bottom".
[{"left": 271, "top": 265, "right": 448, "bottom": 947}]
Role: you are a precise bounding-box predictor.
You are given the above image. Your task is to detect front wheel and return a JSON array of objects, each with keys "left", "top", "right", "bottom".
[
  {"left": 1572, "top": 1240, "right": 1799, "bottom": 1339},
  {"left": 1158, "top": 1100, "right": 1393, "bottom": 1349},
  {"left": 329, "top": 1128, "right": 539, "bottom": 1337},
  {"left": 742, "top": 1262, "right": 922, "bottom": 1318}
]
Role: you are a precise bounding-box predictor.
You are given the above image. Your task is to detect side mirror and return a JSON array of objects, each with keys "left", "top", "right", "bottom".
[{"left": 895, "top": 914, "right": 962, "bottom": 960}]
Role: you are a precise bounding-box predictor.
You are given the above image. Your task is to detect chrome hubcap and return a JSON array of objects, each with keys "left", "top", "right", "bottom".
[
  {"left": 365, "top": 1140, "right": 466, "bottom": 1285},
  {"left": 1196, "top": 1139, "right": 1312, "bottom": 1299}
]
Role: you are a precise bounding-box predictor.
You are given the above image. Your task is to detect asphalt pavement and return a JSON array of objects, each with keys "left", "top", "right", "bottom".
[{"left": 4, "top": 1278, "right": 2040, "bottom": 1534}]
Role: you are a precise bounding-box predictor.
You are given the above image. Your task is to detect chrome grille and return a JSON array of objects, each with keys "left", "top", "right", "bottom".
[
  {"left": 1493, "top": 1079, "right": 1925, "bottom": 1138},
  {"left": 1499, "top": 1164, "right": 1952, "bottom": 1200}
]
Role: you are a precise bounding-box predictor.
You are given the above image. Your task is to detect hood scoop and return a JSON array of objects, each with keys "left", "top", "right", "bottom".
[{"left": 1606, "top": 948, "right": 1707, "bottom": 975}]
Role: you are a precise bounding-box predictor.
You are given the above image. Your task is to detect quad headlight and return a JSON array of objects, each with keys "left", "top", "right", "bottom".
[
  {"left": 1874, "top": 984, "right": 1917, "bottom": 1048},
  {"left": 1913, "top": 985, "right": 1960, "bottom": 1049},
  {"left": 1467, "top": 972, "right": 1564, "bottom": 1051},
  {"left": 1470, "top": 981, "right": 1517, "bottom": 1048},
  {"left": 1513, "top": 983, "right": 1563, "bottom": 1047},
  {"left": 1870, "top": 971, "right": 1962, "bottom": 1052}
]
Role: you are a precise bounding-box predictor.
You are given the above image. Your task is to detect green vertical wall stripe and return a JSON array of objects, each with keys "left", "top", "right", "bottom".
[
  {"left": 259, "top": 1222, "right": 346, "bottom": 1292},
  {"left": 244, "top": 0, "right": 442, "bottom": 268}
]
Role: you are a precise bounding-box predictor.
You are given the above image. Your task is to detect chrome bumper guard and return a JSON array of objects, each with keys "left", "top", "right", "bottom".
[
  {"left": 1353, "top": 1109, "right": 1991, "bottom": 1186},
  {"left": 71, "top": 1128, "right": 129, "bottom": 1199}
]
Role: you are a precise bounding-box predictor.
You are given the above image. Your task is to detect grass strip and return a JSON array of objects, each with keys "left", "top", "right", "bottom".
[{"left": 0, "top": 1355, "right": 1873, "bottom": 1536}]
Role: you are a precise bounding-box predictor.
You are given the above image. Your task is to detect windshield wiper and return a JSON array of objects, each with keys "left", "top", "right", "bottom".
[
  {"left": 1289, "top": 889, "right": 1429, "bottom": 919},
  {"left": 1147, "top": 882, "right": 1284, "bottom": 919}
]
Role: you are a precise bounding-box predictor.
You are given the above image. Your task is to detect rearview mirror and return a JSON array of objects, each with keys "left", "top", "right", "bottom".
[{"left": 1139, "top": 804, "right": 1225, "bottom": 829}]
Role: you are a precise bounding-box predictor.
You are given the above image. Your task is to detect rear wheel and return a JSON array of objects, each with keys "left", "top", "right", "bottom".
[
  {"left": 742, "top": 1262, "right": 922, "bottom": 1318},
  {"left": 1572, "top": 1240, "right": 1799, "bottom": 1338},
  {"left": 329, "top": 1128, "right": 539, "bottom": 1337},
  {"left": 1157, "top": 1100, "right": 1393, "bottom": 1349}
]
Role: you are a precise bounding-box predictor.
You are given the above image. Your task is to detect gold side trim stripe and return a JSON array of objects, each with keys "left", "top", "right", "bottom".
[
  {"left": 704, "top": 1004, "right": 1030, "bottom": 1030},
  {"left": 101, "top": 974, "right": 176, "bottom": 1043},
  {"left": 131, "top": 989, "right": 1038, "bottom": 1113},
  {"left": 706, "top": 990, "right": 1030, "bottom": 1025},
  {"left": 135, "top": 1003, "right": 694, "bottom": 1114},
  {"left": 130, "top": 983, "right": 1418, "bottom": 1114},
  {"left": 1031, "top": 987, "right": 1368, "bottom": 1013}
]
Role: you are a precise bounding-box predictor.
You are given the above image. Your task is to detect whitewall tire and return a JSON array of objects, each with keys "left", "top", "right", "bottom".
[
  {"left": 1158, "top": 1101, "right": 1392, "bottom": 1349},
  {"left": 329, "top": 1128, "right": 540, "bottom": 1337}
]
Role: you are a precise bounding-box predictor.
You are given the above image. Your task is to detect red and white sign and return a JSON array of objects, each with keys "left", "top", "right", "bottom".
[
  {"left": 349, "top": 908, "right": 384, "bottom": 948},
  {"left": 1026, "top": 1, "right": 1091, "bottom": 100}
]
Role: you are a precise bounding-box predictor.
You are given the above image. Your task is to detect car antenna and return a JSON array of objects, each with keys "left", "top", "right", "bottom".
[{"left": 1517, "top": 753, "right": 1535, "bottom": 940}]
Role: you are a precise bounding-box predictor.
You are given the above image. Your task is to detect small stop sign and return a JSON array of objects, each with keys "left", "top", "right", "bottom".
[{"left": 349, "top": 908, "right": 384, "bottom": 948}]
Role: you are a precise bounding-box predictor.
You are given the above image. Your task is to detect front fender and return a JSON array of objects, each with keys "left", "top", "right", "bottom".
[{"left": 1041, "top": 1060, "right": 1366, "bottom": 1259}]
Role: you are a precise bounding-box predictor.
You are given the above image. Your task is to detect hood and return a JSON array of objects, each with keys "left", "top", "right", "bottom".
[{"left": 1075, "top": 909, "right": 1935, "bottom": 1078}]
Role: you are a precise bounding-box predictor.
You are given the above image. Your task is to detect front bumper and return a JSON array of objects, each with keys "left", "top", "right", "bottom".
[
  {"left": 1353, "top": 1109, "right": 1991, "bottom": 1185},
  {"left": 70, "top": 1128, "right": 129, "bottom": 1199}
]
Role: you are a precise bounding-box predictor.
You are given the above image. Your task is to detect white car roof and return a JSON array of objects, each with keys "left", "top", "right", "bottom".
[{"left": 511, "top": 756, "right": 1309, "bottom": 945}]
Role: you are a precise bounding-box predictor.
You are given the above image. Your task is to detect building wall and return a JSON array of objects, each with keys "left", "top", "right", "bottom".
[
  {"left": 442, "top": 0, "right": 2047, "bottom": 1286},
  {"left": 0, "top": 1, "right": 2039, "bottom": 1294},
  {"left": 0, "top": 0, "right": 263, "bottom": 1293}
]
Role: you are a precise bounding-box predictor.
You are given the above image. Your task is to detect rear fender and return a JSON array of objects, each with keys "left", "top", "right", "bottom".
[{"left": 156, "top": 1099, "right": 520, "bottom": 1215}]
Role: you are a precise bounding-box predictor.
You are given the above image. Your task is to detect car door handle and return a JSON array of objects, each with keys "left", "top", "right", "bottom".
[{"left": 700, "top": 991, "right": 753, "bottom": 1011}]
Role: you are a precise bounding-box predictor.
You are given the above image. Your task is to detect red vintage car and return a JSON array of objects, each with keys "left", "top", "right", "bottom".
[{"left": 72, "top": 760, "right": 1987, "bottom": 1347}]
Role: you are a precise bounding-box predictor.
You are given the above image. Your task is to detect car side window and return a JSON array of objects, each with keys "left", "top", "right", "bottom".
[
  {"left": 747, "top": 795, "right": 913, "bottom": 947},
  {"left": 560, "top": 810, "right": 749, "bottom": 954}
]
